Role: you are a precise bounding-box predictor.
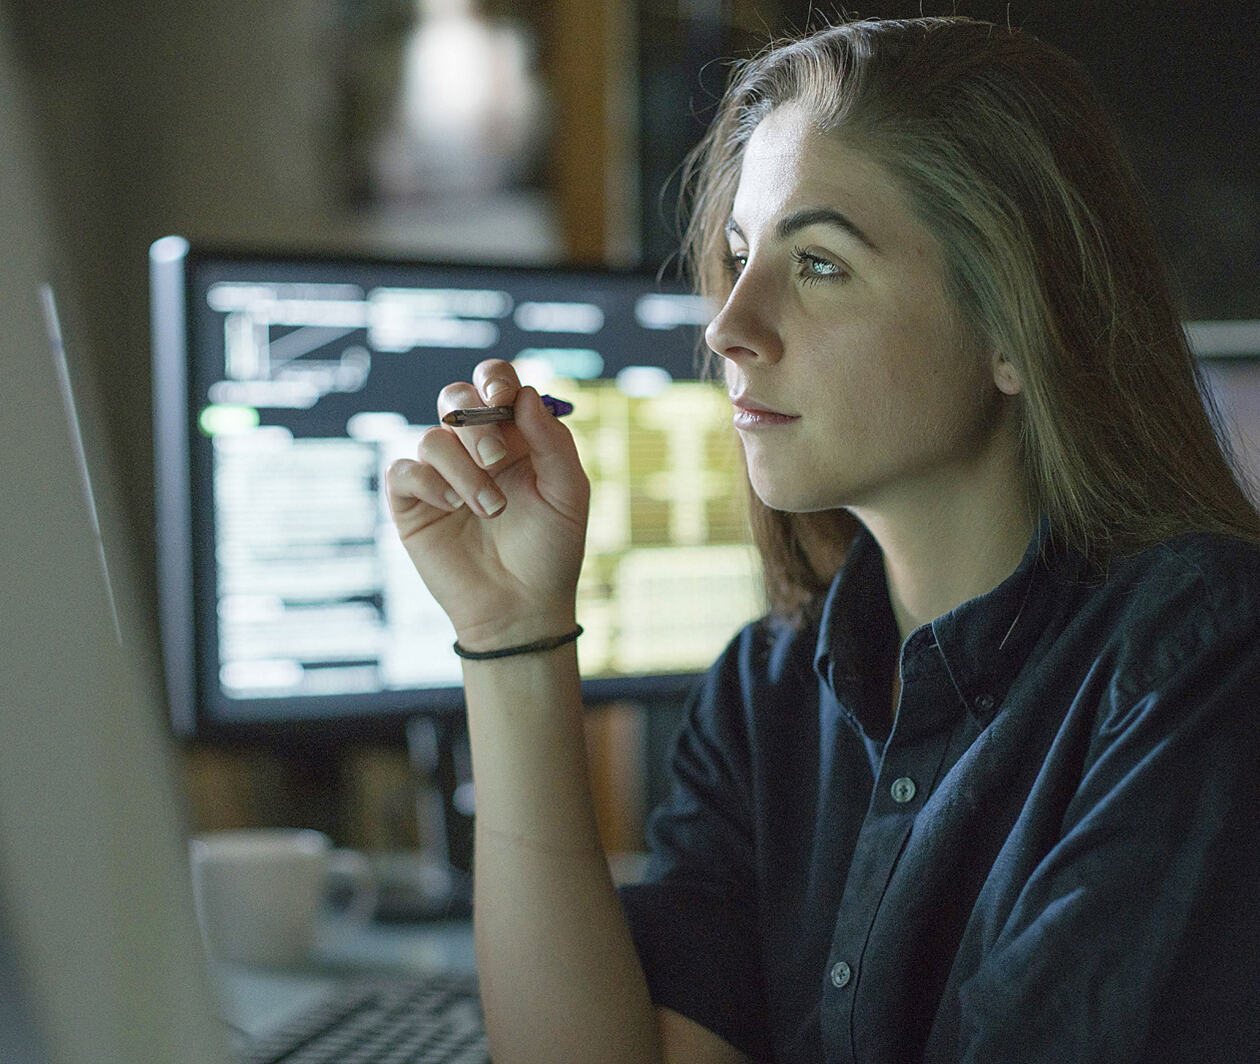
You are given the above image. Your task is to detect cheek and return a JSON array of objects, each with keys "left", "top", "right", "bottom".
[
  {"left": 880, "top": 297, "right": 988, "bottom": 418},
  {"left": 814, "top": 325, "right": 910, "bottom": 427},
  {"left": 833, "top": 329, "right": 992, "bottom": 451},
  {"left": 907, "top": 356, "right": 998, "bottom": 446}
]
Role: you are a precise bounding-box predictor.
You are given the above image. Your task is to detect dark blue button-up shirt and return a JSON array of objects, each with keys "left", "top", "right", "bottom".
[{"left": 620, "top": 523, "right": 1260, "bottom": 1062}]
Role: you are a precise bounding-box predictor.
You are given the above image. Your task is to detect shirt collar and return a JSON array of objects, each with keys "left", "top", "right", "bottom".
[
  {"left": 812, "top": 529, "right": 899, "bottom": 740},
  {"left": 813, "top": 516, "right": 1087, "bottom": 735},
  {"left": 928, "top": 516, "right": 1086, "bottom": 727}
]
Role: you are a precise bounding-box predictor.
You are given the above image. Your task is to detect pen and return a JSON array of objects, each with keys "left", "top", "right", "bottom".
[{"left": 442, "top": 394, "right": 574, "bottom": 427}]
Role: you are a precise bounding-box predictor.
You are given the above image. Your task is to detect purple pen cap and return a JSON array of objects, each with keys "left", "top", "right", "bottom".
[{"left": 540, "top": 394, "right": 574, "bottom": 417}]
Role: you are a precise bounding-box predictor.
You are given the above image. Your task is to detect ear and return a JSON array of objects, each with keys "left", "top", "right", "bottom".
[{"left": 992, "top": 352, "right": 1022, "bottom": 396}]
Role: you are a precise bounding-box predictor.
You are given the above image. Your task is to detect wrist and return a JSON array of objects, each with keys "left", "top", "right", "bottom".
[
  {"left": 453, "top": 625, "right": 582, "bottom": 661},
  {"left": 453, "top": 611, "right": 579, "bottom": 657}
]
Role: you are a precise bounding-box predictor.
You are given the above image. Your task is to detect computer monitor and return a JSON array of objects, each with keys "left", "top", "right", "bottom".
[
  {"left": 2, "top": 20, "right": 229, "bottom": 1047},
  {"left": 150, "top": 237, "right": 764, "bottom": 745}
]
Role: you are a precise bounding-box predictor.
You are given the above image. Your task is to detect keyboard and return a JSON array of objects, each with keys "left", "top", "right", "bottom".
[{"left": 232, "top": 971, "right": 489, "bottom": 1064}]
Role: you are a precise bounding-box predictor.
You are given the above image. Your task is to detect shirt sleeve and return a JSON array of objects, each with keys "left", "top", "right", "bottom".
[
  {"left": 952, "top": 595, "right": 1260, "bottom": 1063},
  {"left": 618, "top": 625, "right": 775, "bottom": 1063}
]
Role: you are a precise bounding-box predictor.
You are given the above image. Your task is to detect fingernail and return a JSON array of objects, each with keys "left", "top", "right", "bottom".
[
  {"left": 477, "top": 435, "right": 507, "bottom": 466},
  {"left": 444, "top": 489, "right": 464, "bottom": 509},
  {"left": 477, "top": 487, "right": 505, "bottom": 515}
]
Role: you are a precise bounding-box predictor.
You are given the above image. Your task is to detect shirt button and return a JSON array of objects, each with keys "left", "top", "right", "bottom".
[
  {"left": 890, "top": 776, "right": 917, "bottom": 803},
  {"left": 829, "top": 960, "right": 852, "bottom": 988}
]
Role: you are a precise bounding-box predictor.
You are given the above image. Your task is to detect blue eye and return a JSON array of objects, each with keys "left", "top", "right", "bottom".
[{"left": 791, "top": 247, "right": 848, "bottom": 284}]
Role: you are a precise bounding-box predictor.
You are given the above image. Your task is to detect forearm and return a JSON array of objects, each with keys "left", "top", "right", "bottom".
[{"left": 461, "top": 645, "right": 662, "bottom": 1064}]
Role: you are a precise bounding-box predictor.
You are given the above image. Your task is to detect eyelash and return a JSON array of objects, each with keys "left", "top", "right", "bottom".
[
  {"left": 719, "top": 248, "right": 849, "bottom": 285},
  {"left": 791, "top": 246, "right": 848, "bottom": 285}
]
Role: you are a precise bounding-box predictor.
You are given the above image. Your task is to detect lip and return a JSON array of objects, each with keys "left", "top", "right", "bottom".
[{"left": 730, "top": 393, "right": 799, "bottom": 429}]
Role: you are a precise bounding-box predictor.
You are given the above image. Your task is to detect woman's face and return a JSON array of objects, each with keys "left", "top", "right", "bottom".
[{"left": 706, "top": 103, "right": 1018, "bottom": 518}]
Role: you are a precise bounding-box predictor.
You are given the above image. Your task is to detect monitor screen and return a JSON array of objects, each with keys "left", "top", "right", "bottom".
[{"left": 151, "top": 238, "right": 764, "bottom": 739}]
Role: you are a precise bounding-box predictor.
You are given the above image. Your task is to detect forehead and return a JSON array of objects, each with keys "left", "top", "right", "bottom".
[{"left": 732, "top": 104, "right": 922, "bottom": 252}]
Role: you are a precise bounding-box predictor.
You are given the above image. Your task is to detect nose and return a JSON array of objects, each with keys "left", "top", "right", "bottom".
[{"left": 703, "top": 265, "right": 784, "bottom": 366}]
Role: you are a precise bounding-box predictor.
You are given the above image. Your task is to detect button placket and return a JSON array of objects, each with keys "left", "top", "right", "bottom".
[{"left": 820, "top": 651, "right": 957, "bottom": 1062}]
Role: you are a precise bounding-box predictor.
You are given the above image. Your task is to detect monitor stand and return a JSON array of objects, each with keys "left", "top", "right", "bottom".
[{"left": 364, "top": 715, "right": 475, "bottom": 923}]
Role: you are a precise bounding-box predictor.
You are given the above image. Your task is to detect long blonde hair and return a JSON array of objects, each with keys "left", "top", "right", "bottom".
[{"left": 680, "top": 16, "right": 1260, "bottom": 621}]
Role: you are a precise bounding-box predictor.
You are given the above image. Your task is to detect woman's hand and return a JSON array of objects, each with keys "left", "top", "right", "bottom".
[{"left": 384, "top": 360, "right": 590, "bottom": 652}]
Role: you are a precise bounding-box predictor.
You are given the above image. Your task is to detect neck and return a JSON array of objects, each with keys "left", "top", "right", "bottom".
[{"left": 851, "top": 451, "right": 1035, "bottom": 644}]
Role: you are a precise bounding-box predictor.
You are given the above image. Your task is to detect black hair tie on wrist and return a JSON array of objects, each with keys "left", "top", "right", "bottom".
[{"left": 452, "top": 625, "right": 583, "bottom": 661}]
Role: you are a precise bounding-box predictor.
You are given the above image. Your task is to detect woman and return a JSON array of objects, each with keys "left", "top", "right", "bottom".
[{"left": 386, "top": 16, "right": 1260, "bottom": 1063}]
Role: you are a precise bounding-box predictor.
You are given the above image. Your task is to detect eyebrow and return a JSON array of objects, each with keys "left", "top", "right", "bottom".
[{"left": 725, "top": 207, "right": 880, "bottom": 254}]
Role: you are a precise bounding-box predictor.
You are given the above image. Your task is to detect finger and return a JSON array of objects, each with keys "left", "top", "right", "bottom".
[
  {"left": 415, "top": 425, "right": 506, "bottom": 517},
  {"left": 436, "top": 380, "right": 512, "bottom": 470},
  {"left": 385, "top": 456, "right": 466, "bottom": 520},
  {"left": 435, "top": 380, "right": 484, "bottom": 422},
  {"left": 472, "top": 359, "right": 521, "bottom": 406}
]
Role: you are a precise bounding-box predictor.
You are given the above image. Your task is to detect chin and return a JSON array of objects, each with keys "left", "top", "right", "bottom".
[{"left": 747, "top": 473, "right": 843, "bottom": 515}]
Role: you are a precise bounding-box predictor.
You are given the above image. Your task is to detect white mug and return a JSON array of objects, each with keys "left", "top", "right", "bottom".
[{"left": 189, "top": 828, "right": 375, "bottom": 968}]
